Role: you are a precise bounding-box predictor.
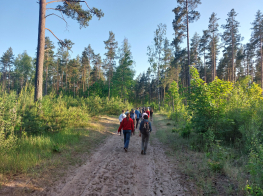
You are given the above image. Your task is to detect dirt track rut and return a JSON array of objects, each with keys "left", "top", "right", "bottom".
[{"left": 42, "top": 124, "right": 186, "bottom": 196}]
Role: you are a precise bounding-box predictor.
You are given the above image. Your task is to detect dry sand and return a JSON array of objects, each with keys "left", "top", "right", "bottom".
[{"left": 42, "top": 124, "right": 186, "bottom": 196}]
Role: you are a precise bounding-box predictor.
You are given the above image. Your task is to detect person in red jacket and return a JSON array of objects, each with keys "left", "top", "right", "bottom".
[
  {"left": 146, "top": 108, "right": 150, "bottom": 117},
  {"left": 118, "top": 113, "right": 134, "bottom": 152}
]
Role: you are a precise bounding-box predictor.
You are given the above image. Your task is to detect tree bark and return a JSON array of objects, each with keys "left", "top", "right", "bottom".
[
  {"left": 8, "top": 65, "right": 11, "bottom": 93},
  {"left": 35, "top": 0, "right": 46, "bottom": 101},
  {"left": 158, "top": 56, "right": 160, "bottom": 111},
  {"left": 186, "top": 0, "right": 190, "bottom": 88},
  {"left": 108, "top": 69, "right": 111, "bottom": 99},
  {"left": 56, "top": 59, "right": 59, "bottom": 95},
  {"left": 204, "top": 50, "right": 206, "bottom": 82},
  {"left": 260, "top": 34, "right": 263, "bottom": 90},
  {"left": 45, "top": 60, "right": 48, "bottom": 96},
  {"left": 231, "top": 18, "right": 235, "bottom": 82}
]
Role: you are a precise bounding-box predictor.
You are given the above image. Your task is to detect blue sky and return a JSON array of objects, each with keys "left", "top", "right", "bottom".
[{"left": 0, "top": 0, "right": 262, "bottom": 77}]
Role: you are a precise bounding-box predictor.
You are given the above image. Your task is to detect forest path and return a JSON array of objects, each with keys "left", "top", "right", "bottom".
[{"left": 41, "top": 120, "right": 186, "bottom": 196}]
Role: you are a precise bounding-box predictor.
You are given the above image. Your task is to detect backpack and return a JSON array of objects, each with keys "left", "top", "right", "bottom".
[{"left": 141, "top": 121, "right": 150, "bottom": 135}]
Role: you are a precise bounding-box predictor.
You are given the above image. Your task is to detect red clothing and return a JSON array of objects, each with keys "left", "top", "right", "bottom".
[
  {"left": 118, "top": 118, "right": 134, "bottom": 133},
  {"left": 146, "top": 110, "right": 150, "bottom": 117}
]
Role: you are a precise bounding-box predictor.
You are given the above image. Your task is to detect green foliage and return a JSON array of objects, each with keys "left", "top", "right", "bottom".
[{"left": 0, "top": 84, "right": 130, "bottom": 174}]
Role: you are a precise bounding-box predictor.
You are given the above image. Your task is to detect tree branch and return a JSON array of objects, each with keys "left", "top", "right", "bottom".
[
  {"left": 45, "top": 13, "right": 68, "bottom": 27},
  {"left": 45, "top": 28, "right": 64, "bottom": 45},
  {"left": 46, "top": 0, "right": 92, "bottom": 11},
  {"left": 46, "top": 0, "right": 64, "bottom": 5}
]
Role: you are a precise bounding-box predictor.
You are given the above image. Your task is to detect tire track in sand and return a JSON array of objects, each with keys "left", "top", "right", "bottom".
[{"left": 42, "top": 123, "right": 186, "bottom": 196}]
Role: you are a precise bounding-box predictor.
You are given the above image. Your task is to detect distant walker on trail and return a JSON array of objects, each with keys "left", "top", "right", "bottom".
[
  {"left": 118, "top": 113, "right": 134, "bottom": 152},
  {"left": 139, "top": 115, "right": 152, "bottom": 155}
]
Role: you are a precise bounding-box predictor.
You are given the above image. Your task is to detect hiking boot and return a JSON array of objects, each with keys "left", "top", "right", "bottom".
[
  {"left": 124, "top": 148, "right": 128, "bottom": 152},
  {"left": 143, "top": 152, "right": 146, "bottom": 155},
  {"left": 141, "top": 150, "right": 144, "bottom": 155}
]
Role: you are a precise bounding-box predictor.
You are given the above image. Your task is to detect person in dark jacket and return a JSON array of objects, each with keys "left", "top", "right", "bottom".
[
  {"left": 139, "top": 115, "right": 152, "bottom": 155},
  {"left": 118, "top": 113, "right": 134, "bottom": 152},
  {"left": 135, "top": 108, "right": 141, "bottom": 129}
]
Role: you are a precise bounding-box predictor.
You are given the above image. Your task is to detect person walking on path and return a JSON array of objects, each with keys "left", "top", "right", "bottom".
[
  {"left": 118, "top": 113, "right": 134, "bottom": 152},
  {"left": 150, "top": 108, "right": 153, "bottom": 121},
  {"left": 118, "top": 110, "right": 126, "bottom": 136},
  {"left": 135, "top": 108, "right": 141, "bottom": 129},
  {"left": 139, "top": 115, "right": 152, "bottom": 155},
  {"left": 130, "top": 109, "right": 136, "bottom": 135},
  {"left": 146, "top": 108, "right": 150, "bottom": 117},
  {"left": 142, "top": 110, "right": 148, "bottom": 119}
]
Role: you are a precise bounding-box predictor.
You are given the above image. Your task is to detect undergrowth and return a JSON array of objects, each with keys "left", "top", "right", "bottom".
[
  {"left": 0, "top": 84, "right": 130, "bottom": 175},
  {"left": 155, "top": 67, "right": 263, "bottom": 195}
]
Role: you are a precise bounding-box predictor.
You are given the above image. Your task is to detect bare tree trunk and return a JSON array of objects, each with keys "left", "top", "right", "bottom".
[
  {"left": 108, "top": 74, "right": 111, "bottom": 99},
  {"left": 157, "top": 57, "right": 160, "bottom": 111},
  {"left": 186, "top": 0, "right": 190, "bottom": 88},
  {"left": 163, "top": 86, "right": 165, "bottom": 103},
  {"left": 231, "top": 22, "right": 235, "bottom": 82},
  {"left": 56, "top": 60, "right": 59, "bottom": 95},
  {"left": 204, "top": 51, "right": 206, "bottom": 82},
  {"left": 83, "top": 64, "right": 85, "bottom": 94},
  {"left": 45, "top": 62, "right": 48, "bottom": 96},
  {"left": 74, "top": 80, "right": 75, "bottom": 98},
  {"left": 8, "top": 65, "right": 11, "bottom": 93},
  {"left": 35, "top": 0, "right": 46, "bottom": 101},
  {"left": 261, "top": 34, "right": 263, "bottom": 90},
  {"left": 247, "top": 56, "right": 249, "bottom": 77}
]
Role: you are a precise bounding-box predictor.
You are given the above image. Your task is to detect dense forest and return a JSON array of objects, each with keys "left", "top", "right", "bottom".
[{"left": 1, "top": 0, "right": 263, "bottom": 195}]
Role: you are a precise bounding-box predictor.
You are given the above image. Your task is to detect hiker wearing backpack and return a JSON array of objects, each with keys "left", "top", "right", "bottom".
[
  {"left": 118, "top": 113, "right": 134, "bottom": 152},
  {"left": 139, "top": 115, "right": 152, "bottom": 155},
  {"left": 142, "top": 111, "right": 148, "bottom": 119},
  {"left": 135, "top": 108, "right": 141, "bottom": 129},
  {"left": 118, "top": 110, "right": 126, "bottom": 136}
]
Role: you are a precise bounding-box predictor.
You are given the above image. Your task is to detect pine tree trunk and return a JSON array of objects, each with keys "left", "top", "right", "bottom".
[
  {"left": 157, "top": 58, "right": 160, "bottom": 111},
  {"left": 8, "top": 65, "right": 11, "bottom": 93},
  {"left": 57, "top": 60, "right": 59, "bottom": 95},
  {"left": 186, "top": 0, "right": 190, "bottom": 88},
  {"left": 108, "top": 70, "right": 111, "bottom": 99},
  {"left": 247, "top": 56, "right": 249, "bottom": 77},
  {"left": 260, "top": 34, "right": 263, "bottom": 90},
  {"left": 204, "top": 51, "right": 206, "bottom": 82},
  {"left": 45, "top": 62, "right": 48, "bottom": 96},
  {"left": 35, "top": 0, "right": 46, "bottom": 101},
  {"left": 83, "top": 64, "right": 85, "bottom": 94},
  {"left": 231, "top": 22, "right": 235, "bottom": 82},
  {"left": 65, "top": 64, "right": 67, "bottom": 94}
]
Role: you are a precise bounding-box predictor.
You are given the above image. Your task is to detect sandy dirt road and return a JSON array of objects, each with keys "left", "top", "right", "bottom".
[{"left": 42, "top": 123, "right": 186, "bottom": 196}]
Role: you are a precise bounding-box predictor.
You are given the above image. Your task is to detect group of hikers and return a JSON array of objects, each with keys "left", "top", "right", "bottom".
[{"left": 118, "top": 107, "right": 153, "bottom": 155}]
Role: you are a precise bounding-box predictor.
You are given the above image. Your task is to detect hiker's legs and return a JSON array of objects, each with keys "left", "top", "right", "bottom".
[
  {"left": 136, "top": 118, "right": 139, "bottom": 128},
  {"left": 141, "top": 134, "right": 146, "bottom": 152},
  {"left": 123, "top": 130, "right": 131, "bottom": 149},
  {"left": 123, "top": 131, "right": 127, "bottom": 146},
  {"left": 119, "top": 122, "right": 122, "bottom": 135},
  {"left": 143, "top": 134, "right": 150, "bottom": 153}
]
